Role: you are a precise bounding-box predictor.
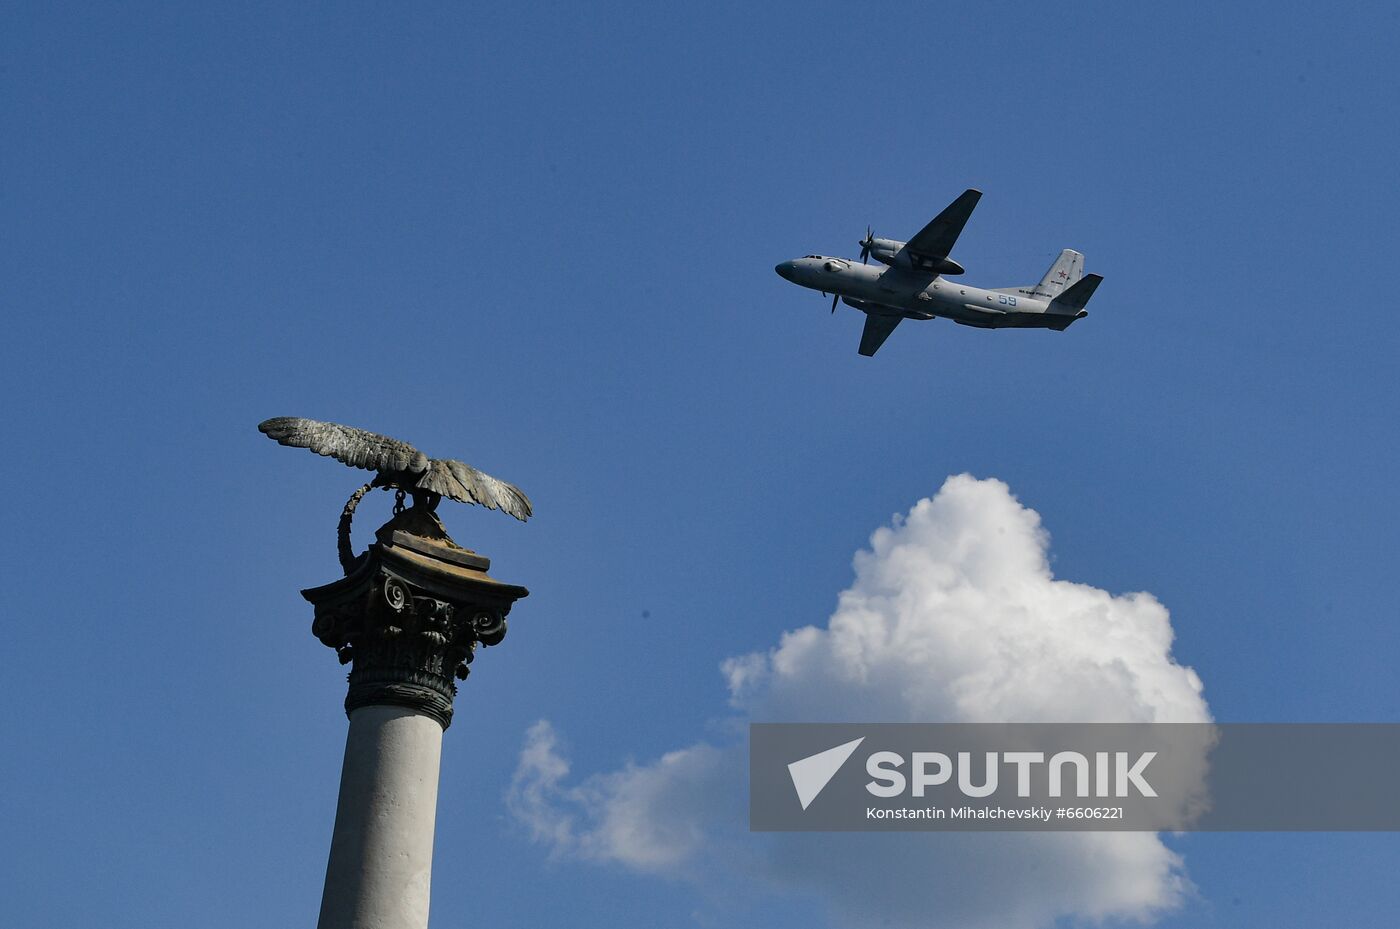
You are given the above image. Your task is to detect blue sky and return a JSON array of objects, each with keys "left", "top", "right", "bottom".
[{"left": 4, "top": 2, "right": 1399, "bottom": 926}]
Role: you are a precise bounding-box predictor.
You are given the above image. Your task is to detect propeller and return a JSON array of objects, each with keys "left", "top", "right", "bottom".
[
  {"left": 831, "top": 293, "right": 839, "bottom": 314},
  {"left": 859, "top": 226, "right": 873, "bottom": 264}
]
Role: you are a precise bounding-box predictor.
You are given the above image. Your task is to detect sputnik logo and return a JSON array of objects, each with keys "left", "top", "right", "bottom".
[{"left": 787, "top": 737, "right": 865, "bottom": 810}]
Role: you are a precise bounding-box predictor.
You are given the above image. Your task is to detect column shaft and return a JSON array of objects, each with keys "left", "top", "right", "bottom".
[{"left": 317, "top": 706, "right": 444, "bottom": 929}]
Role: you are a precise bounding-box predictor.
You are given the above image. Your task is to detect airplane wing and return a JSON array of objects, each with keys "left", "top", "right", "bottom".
[
  {"left": 903, "top": 188, "right": 982, "bottom": 270},
  {"left": 858, "top": 314, "right": 902, "bottom": 356}
]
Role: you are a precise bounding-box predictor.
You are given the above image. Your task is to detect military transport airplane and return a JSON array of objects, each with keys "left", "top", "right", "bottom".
[{"left": 775, "top": 189, "right": 1103, "bottom": 356}]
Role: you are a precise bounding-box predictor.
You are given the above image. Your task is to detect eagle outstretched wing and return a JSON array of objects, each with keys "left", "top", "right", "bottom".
[
  {"left": 259, "top": 416, "right": 533, "bottom": 522},
  {"left": 258, "top": 417, "right": 429, "bottom": 475},
  {"left": 418, "top": 458, "right": 533, "bottom": 521}
]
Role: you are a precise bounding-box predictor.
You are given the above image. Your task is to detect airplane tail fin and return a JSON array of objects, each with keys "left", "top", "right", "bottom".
[{"left": 1029, "top": 248, "right": 1084, "bottom": 299}]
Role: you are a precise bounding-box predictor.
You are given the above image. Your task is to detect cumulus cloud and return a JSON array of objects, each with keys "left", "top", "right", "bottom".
[
  {"left": 509, "top": 475, "right": 1210, "bottom": 929},
  {"left": 509, "top": 720, "right": 737, "bottom": 873}
]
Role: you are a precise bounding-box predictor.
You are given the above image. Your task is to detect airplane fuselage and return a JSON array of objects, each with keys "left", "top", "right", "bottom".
[{"left": 774, "top": 256, "right": 1055, "bottom": 329}]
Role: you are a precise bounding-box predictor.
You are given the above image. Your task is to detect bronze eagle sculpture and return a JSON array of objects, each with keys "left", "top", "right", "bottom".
[{"left": 258, "top": 417, "right": 533, "bottom": 521}]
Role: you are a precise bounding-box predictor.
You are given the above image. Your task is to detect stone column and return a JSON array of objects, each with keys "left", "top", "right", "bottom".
[
  {"left": 302, "top": 508, "right": 528, "bottom": 929},
  {"left": 318, "top": 706, "right": 443, "bottom": 929}
]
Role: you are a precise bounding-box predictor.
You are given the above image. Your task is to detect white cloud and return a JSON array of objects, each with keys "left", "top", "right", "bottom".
[
  {"left": 509, "top": 475, "right": 1210, "bottom": 929},
  {"left": 508, "top": 720, "right": 735, "bottom": 874}
]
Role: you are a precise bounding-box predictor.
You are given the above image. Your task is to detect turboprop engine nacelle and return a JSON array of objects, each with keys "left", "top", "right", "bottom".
[
  {"left": 907, "top": 254, "right": 966, "bottom": 276},
  {"left": 862, "top": 237, "right": 964, "bottom": 275},
  {"left": 864, "top": 237, "right": 903, "bottom": 266}
]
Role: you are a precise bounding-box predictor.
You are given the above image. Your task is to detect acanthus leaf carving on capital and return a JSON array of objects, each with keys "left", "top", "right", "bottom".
[{"left": 304, "top": 547, "right": 520, "bottom": 729}]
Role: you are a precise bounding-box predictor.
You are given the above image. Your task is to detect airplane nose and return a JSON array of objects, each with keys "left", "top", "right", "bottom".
[{"left": 775, "top": 261, "right": 796, "bottom": 281}]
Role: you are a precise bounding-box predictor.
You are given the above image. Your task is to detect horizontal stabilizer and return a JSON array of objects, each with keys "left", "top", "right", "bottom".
[{"left": 1049, "top": 273, "right": 1102, "bottom": 313}]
